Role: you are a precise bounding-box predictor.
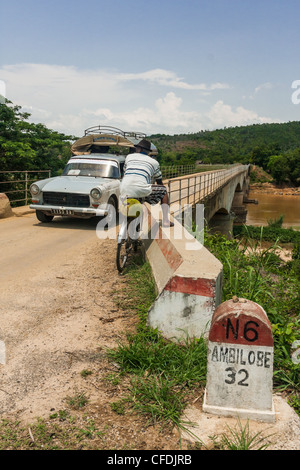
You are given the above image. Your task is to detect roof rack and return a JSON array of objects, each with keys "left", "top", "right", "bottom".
[
  {"left": 72, "top": 126, "right": 158, "bottom": 156},
  {"left": 84, "top": 125, "right": 146, "bottom": 140}
]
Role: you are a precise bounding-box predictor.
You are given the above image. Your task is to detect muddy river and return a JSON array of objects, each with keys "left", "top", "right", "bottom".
[{"left": 246, "top": 192, "right": 300, "bottom": 229}]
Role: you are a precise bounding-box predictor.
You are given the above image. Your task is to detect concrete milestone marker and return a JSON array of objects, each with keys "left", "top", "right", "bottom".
[{"left": 203, "top": 297, "right": 275, "bottom": 423}]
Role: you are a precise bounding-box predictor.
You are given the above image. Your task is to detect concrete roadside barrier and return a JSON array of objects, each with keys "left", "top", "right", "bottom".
[{"left": 142, "top": 203, "right": 223, "bottom": 340}]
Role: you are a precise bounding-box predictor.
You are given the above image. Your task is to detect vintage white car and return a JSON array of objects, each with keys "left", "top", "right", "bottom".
[{"left": 29, "top": 126, "right": 157, "bottom": 223}]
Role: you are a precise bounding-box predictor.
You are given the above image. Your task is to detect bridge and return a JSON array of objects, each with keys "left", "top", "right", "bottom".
[{"left": 165, "top": 163, "right": 251, "bottom": 236}]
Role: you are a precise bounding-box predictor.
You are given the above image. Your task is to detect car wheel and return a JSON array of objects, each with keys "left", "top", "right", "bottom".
[
  {"left": 106, "top": 196, "right": 117, "bottom": 226},
  {"left": 36, "top": 210, "right": 54, "bottom": 223}
]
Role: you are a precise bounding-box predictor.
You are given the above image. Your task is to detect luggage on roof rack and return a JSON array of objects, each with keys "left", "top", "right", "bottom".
[
  {"left": 84, "top": 125, "right": 146, "bottom": 141},
  {"left": 71, "top": 125, "right": 157, "bottom": 156}
]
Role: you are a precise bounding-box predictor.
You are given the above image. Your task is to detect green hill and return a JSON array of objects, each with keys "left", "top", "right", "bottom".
[{"left": 150, "top": 122, "right": 300, "bottom": 186}]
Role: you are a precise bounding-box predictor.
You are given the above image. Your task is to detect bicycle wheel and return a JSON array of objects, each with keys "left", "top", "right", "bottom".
[{"left": 116, "top": 239, "right": 132, "bottom": 273}]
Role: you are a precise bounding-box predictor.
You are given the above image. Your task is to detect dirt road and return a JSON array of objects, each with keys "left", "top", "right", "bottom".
[
  {"left": 0, "top": 210, "right": 184, "bottom": 450},
  {"left": 0, "top": 212, "right": 125, "bottom": 420}
]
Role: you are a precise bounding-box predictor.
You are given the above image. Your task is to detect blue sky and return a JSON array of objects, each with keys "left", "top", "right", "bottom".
[{"left": 1, "top": 0, "right": 300, "bottom": 135}]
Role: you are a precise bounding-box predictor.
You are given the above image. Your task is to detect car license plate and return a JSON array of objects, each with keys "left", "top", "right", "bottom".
[{"left": 51, "top": 209, "right": 74, "bottom": 215}]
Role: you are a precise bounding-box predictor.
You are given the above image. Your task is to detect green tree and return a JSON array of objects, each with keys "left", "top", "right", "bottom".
[
  {"left": 286, "top": 148, "right": 300, "bottom": 186},
  {"left": 250, "top": 145, "right": 273, "bottom": 168},
  {"left": 267, "top": 150, "right": 300, "bottom": 186},
  {"left": 0, "top": 100, "right": 75, "bottom": 174},
  {"left": 267, "top": 154, "right": 288, "bottom": 184}
]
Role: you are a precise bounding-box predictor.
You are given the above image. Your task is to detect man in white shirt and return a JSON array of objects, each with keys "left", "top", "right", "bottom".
[{"left": 120, "top": 139, "right": 174, "bottom": 227}]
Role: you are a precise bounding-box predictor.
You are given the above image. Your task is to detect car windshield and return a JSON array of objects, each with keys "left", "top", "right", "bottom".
[{"left": 62, "top": 159, "right": 120, "bottom": 178}]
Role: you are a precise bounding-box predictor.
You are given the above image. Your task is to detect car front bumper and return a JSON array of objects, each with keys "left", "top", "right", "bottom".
[{"left": 29, "top": 203, "right": 108, "bottom": 218}]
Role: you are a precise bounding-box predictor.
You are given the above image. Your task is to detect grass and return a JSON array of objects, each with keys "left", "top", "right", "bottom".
[
  {"left": 65, "top": 391, "right": 89, "bottom": 410},
  {"left": 233, "top": 224, "right": 300, "bottom": 244},
  {"left": 211, "top": 419, "right": 272, "bottom": 450},
  {"left": 108, "top": 328, "right": 207, "bottom": 385},
  {"left": 128, "top": 375, "right": 188, "bottom": 430},
  {"left": 80, "top": 369, "right": 93, "bottom": 378},
  {"left": 0, "top": 415, "right": 107, "bottom": 450},
  {"left": 267, "top": 214, "right": 285, "bottom": 228},
  {"left": 108, "top": 227, "right": 299, "bottom": 439}
]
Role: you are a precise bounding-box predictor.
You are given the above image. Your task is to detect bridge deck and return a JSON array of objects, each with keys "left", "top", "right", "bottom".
[{"left": 164, "top": 165, "right": 249, "bottom": 216}]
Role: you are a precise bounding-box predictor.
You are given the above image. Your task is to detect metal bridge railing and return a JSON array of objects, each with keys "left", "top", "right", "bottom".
[
  {"left": 165, "top": 165, "right": 249, "bottom": 212},
  {"left": 160, "top": 163, "right": 237, "bottom": 180},
  {"left": 160, "top": 164, "right": 196, "bottom": 179},
  {"left": 0, "top": 170, "right": 51, "bottom": 206}
]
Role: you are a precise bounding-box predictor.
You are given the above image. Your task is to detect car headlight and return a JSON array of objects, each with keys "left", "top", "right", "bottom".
[
  {"left": 30, "top": 183, "right": 40, "bottom": 195},
  {"left": 90, "top": 188, "right": 102, "bottom": 200}
]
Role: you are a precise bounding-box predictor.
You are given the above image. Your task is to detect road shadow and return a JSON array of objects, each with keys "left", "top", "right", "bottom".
[{"left": 33, "top": 215, "right": 119, "bottom": 232}]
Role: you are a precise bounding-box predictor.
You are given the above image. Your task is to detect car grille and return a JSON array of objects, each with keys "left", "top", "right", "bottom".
[{"left": 43, "top": 191, "right": 90, "bottom": 208}]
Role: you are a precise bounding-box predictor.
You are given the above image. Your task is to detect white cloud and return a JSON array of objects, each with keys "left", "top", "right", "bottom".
[
  {"left": 254, "top": 82, "right": 273, "bottom": 94},
  {"left": 0, "top": 63, "right": 278, "bottom": 135},
  {"left": 248, "top": 82, "right": 275, "bottom": 100},
  {"left": 0, "top": 63, "right": 213, "bottom": 134},
  {"left": 64, "top": 92, "right": 202, "bottom": 135},
  {"left": 117, "top": 68, "right": 230, "bottom": 91},
  {"left": 0, "top": 63, "right": 122, "bottom": 110},
  {"left": 206, "top": 100, "right": 277, "bottom": 128},
  {"left": 0, "top": 79, "right": 6, "bottom": 97}
]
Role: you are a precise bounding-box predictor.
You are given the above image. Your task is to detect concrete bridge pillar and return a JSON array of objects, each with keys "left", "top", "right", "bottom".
[
  {"left": 232, "top": 190, "right": 244, "bottom": 206},
  {"left": 208, "top": 211, "right": 235, "bottom": 239},
  {"left": 231, "top": 188, "right": 248, "bottom": 225}
]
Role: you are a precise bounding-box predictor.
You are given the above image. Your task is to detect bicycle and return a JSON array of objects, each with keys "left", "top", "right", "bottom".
[{"left": 116, "top": 197, "right": 144, "bottom": 273}]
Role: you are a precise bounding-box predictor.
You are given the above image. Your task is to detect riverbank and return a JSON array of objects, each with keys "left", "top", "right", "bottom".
[
  {"left": 249, "top": 165, "right": 300, "bottom": 196},
  {"left": 250, "top": 182, "right": 300, "bottom": 196}
]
